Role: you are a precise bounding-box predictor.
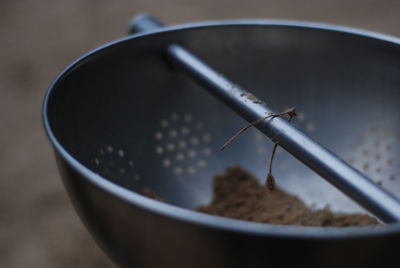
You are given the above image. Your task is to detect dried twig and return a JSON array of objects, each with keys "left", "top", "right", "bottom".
[
  {"left": 265, "top": 110, "right": 296, "bottom": 190},
  {"left": 221, "top": 107, "right": 297, "bottom": 151},
  {"left": 221, "top": 107, "right": 297, "bottom": 191}
]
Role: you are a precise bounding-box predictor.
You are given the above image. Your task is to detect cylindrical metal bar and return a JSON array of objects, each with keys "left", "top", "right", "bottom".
[
  {"left": 130, "top": 15, "right": 400, "bottom": 223},
  {"left": 129, "top": 14, "right": 164, "bottom": 34}
]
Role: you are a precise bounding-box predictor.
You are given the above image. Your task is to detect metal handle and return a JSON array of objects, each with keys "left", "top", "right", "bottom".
[
  {"left": 129, "top": 14, "right": 164, "bottom": 34},
  {"left": 129, "top": 14, "right": 400, "bottom": 223}
]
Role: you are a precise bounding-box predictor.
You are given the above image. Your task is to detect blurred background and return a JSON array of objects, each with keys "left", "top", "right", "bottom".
[{"left": 1, "top": 0, "right": 400, "bottom": 267}]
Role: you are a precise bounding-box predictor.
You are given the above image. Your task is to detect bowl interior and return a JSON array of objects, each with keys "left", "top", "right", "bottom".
[{"left": 46, "top": 22, "right": 400, "bottom": 215}]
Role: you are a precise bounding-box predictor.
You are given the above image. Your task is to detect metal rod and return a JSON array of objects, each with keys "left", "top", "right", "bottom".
[{"left": 129, "top": 14, "right": 400, "bottom": 223}]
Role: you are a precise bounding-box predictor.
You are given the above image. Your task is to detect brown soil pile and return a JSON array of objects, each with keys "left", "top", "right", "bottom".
[{"left": 197, "top": 166, "right": 378, "bottom": 227}]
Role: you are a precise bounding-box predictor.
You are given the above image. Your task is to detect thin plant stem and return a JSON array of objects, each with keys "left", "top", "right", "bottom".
[
  {"left": 266, "top": 113, "right": 296, "bottom": 190},
  {"left": 220, "top": 107, "right": 296, "bottom": 151},
  {"left": 221, "top": 107, "right": 297, "bottom": 191}
]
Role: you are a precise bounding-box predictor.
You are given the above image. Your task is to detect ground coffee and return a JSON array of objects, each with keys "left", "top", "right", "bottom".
[{"left": 196, "top": 166, "right": 378, "bottom": 227}]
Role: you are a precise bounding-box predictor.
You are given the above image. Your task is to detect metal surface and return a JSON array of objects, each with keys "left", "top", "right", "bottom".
[
  {"left": 43, "top": 20, "right": 400, "bottom": 267},
  {"left": 129, "top": 15, "right": 400, "bottom": 223}
]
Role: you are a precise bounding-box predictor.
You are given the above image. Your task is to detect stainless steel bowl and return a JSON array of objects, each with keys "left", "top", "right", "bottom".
[{"left": 43, "top": 20, "right": 400, "bottom": 267}]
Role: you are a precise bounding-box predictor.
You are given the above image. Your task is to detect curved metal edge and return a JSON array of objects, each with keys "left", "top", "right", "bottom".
[{"left": 42, "top": 18, "right": 400, "bottom": 240}]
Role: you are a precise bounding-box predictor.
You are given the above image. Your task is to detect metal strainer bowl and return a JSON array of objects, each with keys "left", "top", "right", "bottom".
[{"left": 43, "top": 20, "right": 400, "bottom": 267}]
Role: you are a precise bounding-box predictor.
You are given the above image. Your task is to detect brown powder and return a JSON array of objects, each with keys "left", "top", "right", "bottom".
[{"left": 196, "top": 166, "right": 378, "bottom": 227}]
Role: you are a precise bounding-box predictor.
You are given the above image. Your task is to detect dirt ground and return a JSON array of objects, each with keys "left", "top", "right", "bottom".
[{"left": 1, "top": 0, "right": 399, "bottom": 267}]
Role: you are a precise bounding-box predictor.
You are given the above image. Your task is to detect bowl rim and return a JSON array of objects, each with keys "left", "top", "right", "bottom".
[{"left": 43, "top": 18, "right": 400, "bottom": 240}]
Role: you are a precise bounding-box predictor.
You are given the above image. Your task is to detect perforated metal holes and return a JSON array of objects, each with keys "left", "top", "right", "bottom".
[{"left": 154, "top": 113, "right": 212, "bottom": 176}]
